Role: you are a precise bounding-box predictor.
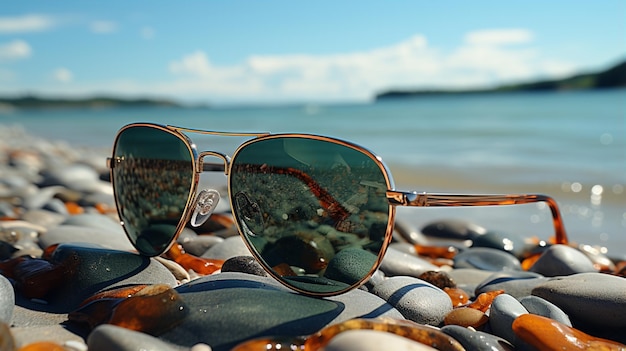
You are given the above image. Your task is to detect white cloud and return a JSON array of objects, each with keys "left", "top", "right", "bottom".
[
  {"left": 465, "top": 29, "right": 533, "bottom": 46},
  {"left": 0, "top": 14, "right": 57, "bottom": 34},
  {"left": 90, "top": 20, "right": 117, "bottom": 34},
  {"left": 53, "top": 68, "right": 73, "bottom": 83},
  {"left": 164, "top": 31, "right": 570, "bottom": 102},
  {"left": 0, "top": 40, "right": 32, "bottom": 61},
  {"left": 140, "top": 26, "right": 155, "bottom": 40}
]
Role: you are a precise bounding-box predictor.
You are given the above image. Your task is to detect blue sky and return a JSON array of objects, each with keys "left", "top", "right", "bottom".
[{"left": 0, "top": 1, "right": 624, "bottom": 104}]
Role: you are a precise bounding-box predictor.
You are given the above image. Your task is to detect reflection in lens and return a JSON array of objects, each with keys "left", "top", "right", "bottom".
[
  {"left": 112, "top": 126, "right": 194, "bottom": 256},
  {"left": 230, "top": 137, "right": 391, "bottom": 295}
]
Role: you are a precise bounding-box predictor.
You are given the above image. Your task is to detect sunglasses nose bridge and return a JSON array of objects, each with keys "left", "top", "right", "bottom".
[{"left": 197, "top": 151, "right": 231, "bottom": 175}]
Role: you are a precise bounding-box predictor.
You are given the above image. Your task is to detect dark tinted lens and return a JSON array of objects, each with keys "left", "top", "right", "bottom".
[
  {"left": 230, "top": 137, "right": 391, "bottom": 295},
  {"left": 112, "top": 126, "right": 194, "bottom": 256}
]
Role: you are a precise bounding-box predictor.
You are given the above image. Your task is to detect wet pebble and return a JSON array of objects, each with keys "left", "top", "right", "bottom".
[
  {"left": 528, "top": 244, "right": 597, "bottom": 276},
  {"left": 221, "top": 255, "right": 267, "bottom": 276},
  {"left": 371, "top": 276, "right": 452, "bottom": 325},
  {"left": 39, "top": 224, "right": 134, "bottom": 252},
  {"left": 454, "top": 247, "right": 522, "bottom": 271},
  {"left": 441, "top": 325, "right": 514, "bottom": 351}
]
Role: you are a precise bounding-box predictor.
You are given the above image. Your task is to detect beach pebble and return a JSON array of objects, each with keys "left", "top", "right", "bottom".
[
  {"left": 446, "top": 268, "right": 494, "bottom": 298},
  {"left": 0, "top": 275, "right": 14, "bottom": 324},
  {"left": 40, "top": 243, "right": 176, "bottom": 310},
  {"left": 221, "top": 255, "right": 267, "bottom": 276},
  {"left": 421, "top": 219, "right": 486, "bottom": 241},
  {"left": 180, "top": 233, "right": 224, "bottom": 257},
  {"left": 88, "top": 324, "right": 178, "bottom": 351},
  {"left": 202, "top": 236, "right": 251, "bottom": 260},
  {"left": 39, "top": 224, "right": 134, "bottom": 252},
  {"left": 39, "top": 164, "right": 102, "bottom": 192},
  {"left": 454, "top": 248, "right": 522, "bottom": 271},
  {"left": 62, "top": 213, "right": 122, "bottom": 232},
  {"left": 371, "top": 276, "right": 452, "bottom": 325},
  {"left": 379, "top": 247, "right": 439, "bottom": 277},
  {"left": 531, "top": 272, "right": 626, "bottom": 330},
  {"left": 323, "top": 329, "right": 438, "bottom": 351},
  {"left": 441, "top": 325, "right": 514, "bottom": 351},
  {"left": 21, "top": 209, "right": 67, "bottom": 229},
  {"left": 10, "top": 324, "right": 88, "bottom": 348},
  {"left": 519, "top": 295, "right": 571, "bottom": 327},
  {"left": 325, "top": 247, "right": 379, "bottom": 286},
  {"left": 470, "top": 230, "right": 529, "bottom": 258},
  {"left": 488, "top": 294, "right": 528, "bottom": 345},
  {"left": 165, "top": 272, "right": 403, "bottom": 351},
  {"left": 474, "top": 271, "right": 547, "bottom": 299},
  {"left": 528, "top": 244, "right": 597, "bottom": 276}
]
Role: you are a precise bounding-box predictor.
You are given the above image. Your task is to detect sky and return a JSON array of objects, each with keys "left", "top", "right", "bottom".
[{"left": 0, "top": 1, "right": 624, "bottom": 105}]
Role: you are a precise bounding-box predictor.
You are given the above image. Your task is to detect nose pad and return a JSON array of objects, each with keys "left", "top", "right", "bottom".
[
  {"left": 190, "top": 189, "right": 221, "bottom": 227},
  {"left": 233, "top": 192, "right": 264, "bottom": 235}
]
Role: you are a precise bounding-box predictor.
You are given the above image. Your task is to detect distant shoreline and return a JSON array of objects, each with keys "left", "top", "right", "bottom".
[{"left": 376, "top": 59, "right": 625, "bottom": 100}]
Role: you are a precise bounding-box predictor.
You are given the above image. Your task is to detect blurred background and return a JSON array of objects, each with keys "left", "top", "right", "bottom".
[{"left": 1, "top": 1, "right": 624, "bottom": 253}]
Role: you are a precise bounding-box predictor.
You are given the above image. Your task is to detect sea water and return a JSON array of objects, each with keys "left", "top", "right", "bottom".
[{"left": 1, "top": 89, "right": 625, "bottom": 255}]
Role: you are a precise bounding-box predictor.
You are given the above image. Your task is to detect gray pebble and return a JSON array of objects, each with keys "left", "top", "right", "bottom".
[
  {"left": 454, "top": 248, "right": 521, "bottom": 271},
  {"left": 88, "top": 324, "right": 178, "bottom": 351},
  {"left": 21, "top": 209, "right": 66, "bottom": 229},
  {"left": 0, "top": 275, "right": 14, "bottom": 324},
  {"left": 181, "top": 234, "right": 224, "bottom": 257},
  {"left": 519, "top": 295, "right": 571, "bottom": 327},
  {"left": 441, "top": 325, "right": 514, "bottom": 351},
  {"left": 166, "top": 272, "right": 403, "bottom": 351},
  {"left": 474, "top": 271, "right": 547, "bottom": 299},
  {"left": 421, "top": 219, "right": 487, "bottom": 241},
  {"left": 532, "top": 272, "right": 626, "bottom": 330},
  {"left": 447, "top": 268, "right": 495, "bottom": 298},
  {"left": 528, "top": 244, "right": 597, "bottom": 277},
  {"left": 379, "top": 246, "right": 439, "bottom": 278},
  {"left": 488, "top": 294, "right": 528, "bottom": 345},
  {"left": 371, "top": 276, "right": 452, "bottom": 325},
  {"left": 39, "top": 224, "right": 134, "bottom": 252},
  {"left": 202, "top": 236, "right": 251, "bottom": 260}
]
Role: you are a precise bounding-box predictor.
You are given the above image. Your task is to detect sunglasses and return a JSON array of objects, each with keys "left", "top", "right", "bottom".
[{"left": 108, "top": 123, "right": 568, "bottom": 296}]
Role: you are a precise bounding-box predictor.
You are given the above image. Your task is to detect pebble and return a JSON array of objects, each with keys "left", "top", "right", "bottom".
[
  {"left": 201, "top": 236, "right": 251, "bottom": 260},
  {"left": 221, "top": 255, "right": 267, "bottom": 276},
  {"left": 87, "top": 324, "right": 179, "bottom": 351},
  {"left": 421, "top": 219, "right": 487, "bottom": 241},
  {"left": 532, "top": 273, "right": 626, "bottom": 331},
  {"left": 488, "top": 293, "right": 528, "bottom": 346},
  {"left": 474, "top": 271, "right": 548, "bottom": 299},
  {"left": 0, "top": 275, "right": 14, "bottom": 323},
  {"left": 453, "top": 247, "right": 522, "bottom": 271},
  {"left": 528, "top": 244, "right": 597, "bottom": 276},
  {"left": 323, "top": 329, "right": 438, "bottom": 351},
  {"left": 441, "top": 325, "right": 514, "bottom": 351},
  {"left": 518, "top": 295, "right": 572, "bottom": 327},
  {"left": 379, "top": 246, "right": 440, "bottom": 277},
  {"left": 370, "top": 276, "right": 452, "bottom": 325}
]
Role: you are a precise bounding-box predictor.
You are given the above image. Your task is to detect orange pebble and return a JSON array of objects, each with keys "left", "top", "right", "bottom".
[
  {"left": 467, "top": 290, "right": 505, "bottom": 313},
  {"left": 165, "top": 244, "right": 223, "bottom": 275},
  {"left": 414, "top": 244, "right": 458, "bottom": 259},
  {"left": 513, "top": 314, "right": 626, "bottom": 350},
  {"left": 18, "top": 341, "right": 66, "bottom": 351},
  {"left": 65, "top": 201, "right": 84, "bottom": 215},
  {"left": 444, "top": 287, "right": 469, "bottom": 307},
  {"left": 521, "top": 253, "right": 542, "bottom": 271}
]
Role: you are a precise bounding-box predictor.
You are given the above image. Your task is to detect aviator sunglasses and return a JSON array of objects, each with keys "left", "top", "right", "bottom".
[{"left": 108, "top": 122, "right": 569, "bottom": 296}]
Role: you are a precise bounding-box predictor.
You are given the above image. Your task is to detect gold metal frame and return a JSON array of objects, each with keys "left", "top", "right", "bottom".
[{"left": 108, "top": 122, "right": 569, "bottom": 297}]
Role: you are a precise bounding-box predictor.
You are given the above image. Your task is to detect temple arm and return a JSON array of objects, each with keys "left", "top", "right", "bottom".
[{"left": 386, "top": 191, "right": 568, "bottom": 245}]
